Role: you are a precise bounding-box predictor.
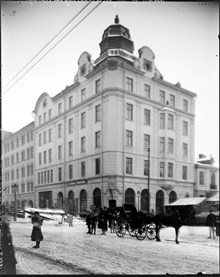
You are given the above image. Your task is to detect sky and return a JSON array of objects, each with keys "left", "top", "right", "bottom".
[{"left": 1, "top": 1, "right": 219, "bottom": 165}]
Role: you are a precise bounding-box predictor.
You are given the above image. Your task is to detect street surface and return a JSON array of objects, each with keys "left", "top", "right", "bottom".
[{"left": 9, "top": 218, "right": 219, "bottom": 275}]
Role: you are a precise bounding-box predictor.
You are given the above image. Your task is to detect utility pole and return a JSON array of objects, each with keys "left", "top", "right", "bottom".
[
  {"left": 12, "top": 184, "right": 18, "bottom": 221},
  {"left": 148, "top": 147, "right": 150, "bottom": 212}
]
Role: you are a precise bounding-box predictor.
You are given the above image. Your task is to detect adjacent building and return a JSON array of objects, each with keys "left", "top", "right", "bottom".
[{"left": 2, "top": 16, "right": 218, "bottom": 215}]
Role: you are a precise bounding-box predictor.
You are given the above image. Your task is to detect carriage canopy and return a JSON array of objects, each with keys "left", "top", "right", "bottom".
[{"left": 165, "top": 197, "right": 206, "bottom": 207}]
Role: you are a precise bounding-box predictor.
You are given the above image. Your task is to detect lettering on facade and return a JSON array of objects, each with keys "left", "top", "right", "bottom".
[{"left": 67, "top": 180, "right": 87, "bottom": 186}]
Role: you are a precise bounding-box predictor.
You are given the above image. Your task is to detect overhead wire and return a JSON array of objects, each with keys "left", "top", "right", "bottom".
[
  {"left": 3, "top": 1, "right": 102, "bottom": 95},
  {"left": 3, "top": 1, "right": 92, "bottom": 90}
]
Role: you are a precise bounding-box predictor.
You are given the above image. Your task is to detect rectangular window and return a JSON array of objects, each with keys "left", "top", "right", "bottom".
[
  {"left": 144, "top": 134, "right": 150, "bottom": 150},
  {"left": 81, "top": 162, "right": 86, "bottom": 177},
  {"left": 58, "top": 103, "right": 62, "bottom": 115},
  {"left": 69, "top": 118, "right": 73, "bottom": 134},
  {"left": 126, "top": 103, "right": 133, "bottom": 121},
  {"left": 11, "top": 170, "right": 14, "bottom": 180},
  {"left": 95, "top": 79, "right": 101, "bottom": 94},
  {"left": 44, "top": 151, "right": 47, "bottom": 163},
  {"left": 126, "top": 157, "right": 132, "bottom": 175},
  {"left": 16, "top": 168, "right": 19, "bottom": 179},
  {"left": 126, "top": 130, "right": 133, "bottom": 147},
  {"left": 95, "top": 131, "right": 101, "bottom": 148},
  {"left": 22, "top": 183, "right": 25, "bottom": 193},
  {"left": 31, "top": 164, "right": 33, "bottom": 175},
  {"left": 58, "top": 167, "right": 62, "bottom": 181},
  {"left": 39, "top": 134, "right": 42, "bottom": 146},
  {"left": 58, "top": 123, "right": 62, "bottom": 138},
  {"left": 16, "top": 138, "right": 19, "bottom": 147},
  {"left": 21, "top": 150, "right": 25, "bottom": 161},
  {"left": 81, "top": 88, "right": 86, "bottom": 102},
  {"left": 168, "top": 163, "right": 173, "bottom": 178},
  {"left": 48, "top": 149, "right": 52, "bottom": 162},
  {"left": 16, "top": 153, "right": 19, "bottom": 163},
  {"left": 21, "top": 167, "right": 25, "bottom": 178},
  {"left": 183, "top": 121, "right": 188, "bottom": 136},
  {"left": 95, "top": 158, "right": 101, "bottom": 175},
  {"left": 144, "top": 109, "right": 150, "bottom": 125},
  {"left": 58, "top": 145, "right": 62, "bottom": 159},
  {"left": 11, "top": 141, "right": 14, "bottom": 150},
  {"left": 27, "top": 165, "right": 30, "bottom": 177},
  {"left": 22, "top": 135, "right": 25, "bottom": 145},
  {"left": 51, "top": 170, "right": 53, "bottom": 183},
  {"left": 168, "top": 138, "right": 174, "bottom": 153},
  {"left": 183, "top": 166, "right": 187, "bottom": 180},
  {"left": 41, "top": 172, "right": 43, "bottom": 184},
  {"left": 11, "top": 155, "right": 14, "bottom": 165},
  {"left": 48, "top": 109, "right": 52, "bottom": 120},
  {"left": 39, "top": 153, "right": 42, "bottom": 165},
  {"left": 160, "top": 162, "right": 165, "bottom": 177},
  {"left": 69, "top": 141, "right": 73, "bottom": 156},
  {"left": 183, "top": 99, "right": 188, "bottom": 112},
  {"left": 170, "top": 94, "right": 175, "bottom": 108},
  {"left": 81, "top": 137, "right": 86, "bottom": 152},
  {"left": 144, "top": 84, "right": 150, "bottom": 99},
  {"left": 69, "top": 165, "right": 73, "bottom": 179},
  {"left": 95, "top": 105, "right": 101, "bottom": 122},
  {"left": 168, "top": 114, "right": 174, "bottom": 129},
  {"left": 160, "top": 90, "right": 165, "bottom": 104},
  {"left": 126, "top": 77, "right": 133, "bottom": 92},
  {"left": 183, "top": 143, "right": 188, "bottom": 156},
  {"left": 47, "top": 170, "right": 50, "bottom": 183},
  {"left": 48, "top": 129, "right": 52, "bottom": 142},
  {"left": 160, "top": 113, "right": 165, "bottom": 129},
  {"left": 199, "top": 171, "right": 204, "bottom": 185},
  {"left": 38, "top": 173, "right": 40, "bottom": 184},
  {"left": 43, "top": 112, "right": 46, "bottom": 123},
  {"left": 144, "top": 160, "right": 149, "bottom": 176},
  {"left": 160, "top": 137, "right": 165, "bottom": 152},
  {"left": 81, "top": 112, "right": 86, "bottom": 128},
  {"left": 69, "top": 96, "right": 73, "bottom": 109},
  {"left": 43, "top": 131, "right": 47, "bottom": 144},
  {"left": 39, "top": 115, "right": 42, "bottom": 125}
]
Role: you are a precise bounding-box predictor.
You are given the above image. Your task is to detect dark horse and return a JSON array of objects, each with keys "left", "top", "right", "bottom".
[{"left": 153, "top": 207, "right": 195, "bottom": 244}]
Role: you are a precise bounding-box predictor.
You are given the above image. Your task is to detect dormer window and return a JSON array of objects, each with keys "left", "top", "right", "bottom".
[
  {"left": 80, "top": 64, "right": 87, "bottom": 76},
  {"left": 143, "top": 59, "right": 152, "bottom": 72}
]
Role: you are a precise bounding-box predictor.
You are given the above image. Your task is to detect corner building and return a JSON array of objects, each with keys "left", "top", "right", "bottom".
[{"left": 33, "top": 16, "right": 197, "bottom": 215}]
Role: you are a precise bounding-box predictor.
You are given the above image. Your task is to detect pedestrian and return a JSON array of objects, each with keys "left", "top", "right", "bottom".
[
  {"left": 98, "top": 206, "right": 108, "bottom": 235},
  {"left": 31, "top": 211, "right": 44, "bottom": 248},
  {"left": 0, "top": 213, "right": 17, "bottom": 275},
  {"left": 68, "top": 211, "right": 74, "bottom": 227},
  {"left": 206, "top": 209, "right": 216, "bottom": 239},
  {"left": 86, "top": 211, "right": 92, "bottom": 234},
  {"left": 91, "top": 212, "right": 98, "bottom": 235}
]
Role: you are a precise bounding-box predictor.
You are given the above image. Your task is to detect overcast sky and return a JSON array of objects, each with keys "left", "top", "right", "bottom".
[{"left": 1, "top": 1, "right": 219, "bottom": 165}]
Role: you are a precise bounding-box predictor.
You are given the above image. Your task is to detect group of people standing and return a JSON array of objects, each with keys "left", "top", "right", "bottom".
[{"left": 86, "top": 206, "right": 112, "bottom": 235}]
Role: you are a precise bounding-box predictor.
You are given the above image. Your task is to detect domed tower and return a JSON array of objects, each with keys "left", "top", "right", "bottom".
[{"left": 95, "top": 15, "right": 136, "bottom": 65}]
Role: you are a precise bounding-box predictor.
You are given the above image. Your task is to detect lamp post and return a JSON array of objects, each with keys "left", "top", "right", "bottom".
[
  {"left": 12, "top": 184, "right": 18, "bottom": 221},
  {"left": 137, "top": 190, "right": 140, "bottom": 211},
  {"left": 148, "top": 147, "right": 150, "bottom": 212}
]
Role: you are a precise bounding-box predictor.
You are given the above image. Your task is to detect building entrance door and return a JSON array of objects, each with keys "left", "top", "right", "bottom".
[{"left": 109, "top": 200, "right": 116, "bottom": 208}]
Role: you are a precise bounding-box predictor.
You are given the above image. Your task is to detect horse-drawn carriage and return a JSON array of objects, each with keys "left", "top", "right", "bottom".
[{"left": 113, "top": 204, "right": 156, "bottom": 240}]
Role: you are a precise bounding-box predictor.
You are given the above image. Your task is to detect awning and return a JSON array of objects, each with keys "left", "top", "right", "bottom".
[
  {"left": 206, "top": 193, "right": 219, "bottom": 202},
  {"left": 166, "top": 197, "right": 206, "bottom": 207}
]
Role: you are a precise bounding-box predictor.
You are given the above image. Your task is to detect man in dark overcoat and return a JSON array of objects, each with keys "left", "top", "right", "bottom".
[
  {"left": 1, "top": 213, "right": 17, "bottom": 275},
  {"left": 31, "top": 211, "right": 44, "bottom": 248},
  {"left": 86, "top": 211, "right": 92, "bottom": 234},
  {"left": 98, "top": 207, "right": 108, "bottom": 235},
  {"left": 206, "top": 209, "right": 216, "bottom": 239}
]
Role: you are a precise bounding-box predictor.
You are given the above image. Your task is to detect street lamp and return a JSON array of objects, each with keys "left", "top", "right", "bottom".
[
  {"left": 137, "top": 190, "right": 140, "bottom": 211},
  {"left": 12, "top": 184, "right": 18, "bottom": 221},
  {"left": 148, "top": 147, "right": 150, "bottom": 212}
]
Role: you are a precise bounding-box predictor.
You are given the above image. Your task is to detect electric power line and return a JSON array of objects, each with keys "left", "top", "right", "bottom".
[{"left": 2, "top": 1, "right": 99, "bottom": 94}]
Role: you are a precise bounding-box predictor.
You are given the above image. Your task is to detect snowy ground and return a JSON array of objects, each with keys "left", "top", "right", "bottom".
[{"left": 9, "top": 217, "right": 219, "bottom": 275}]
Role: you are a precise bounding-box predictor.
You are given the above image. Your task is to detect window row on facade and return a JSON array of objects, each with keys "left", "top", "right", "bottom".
[
  {"left": 4, "top": 147, "right": 34, "bottom": 167},
  {"left": 4, "top": 182, "right": 34, "bottom": 195},
  {"left": 4, "top": 131, "right": 34, "bottom": 154},
  {"left": 4, "top": 164, "right": 34, "bottom": 181}
]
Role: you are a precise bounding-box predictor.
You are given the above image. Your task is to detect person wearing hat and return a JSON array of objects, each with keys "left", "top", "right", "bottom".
[
  {"left": 31, "top": 211, "right": 44, "bottom": 248},
  {"left": 206, "top": 209, "right": 216, "bottom": 239}
]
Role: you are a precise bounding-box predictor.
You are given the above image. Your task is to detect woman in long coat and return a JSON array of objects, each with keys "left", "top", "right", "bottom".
[
  {"left": 31, "top": 212, "right": 44, "bottom": 248},
  {"left": 98, "top": 207, "right": 108, "bottom": 235},
  {"left": 1, "top": 213, "right": 17, "bottom": 275}
]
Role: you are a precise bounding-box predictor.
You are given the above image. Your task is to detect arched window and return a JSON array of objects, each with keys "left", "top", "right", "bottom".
[
  {"left": 140, "top": 189, "right": 149, "bottom": 212},
  {"left": 211, "top": 173, "right": 216, "bottom": 187},
  {"left": 68, "top": 190, "right": 74, "bottom": 213},
  {"left": 80, "top": 189, "right": 87, "bottom": 213},
  {"left": 21, "top": 200, "right": 27, "bottom": 209},
  {"left": 169, "top": 191, "right": 177, "bottom": 204},
  {"left": 93, "top": 188, "right": 101, "bottom": 209},
  {"left": 125, "top": 188, "right": 135, "bottom": 205},
  {"left": 28, "top": 200, "right": 33, "bottom": 208},
  {"left": 57, "top": 192, "right": 64, "bottom": 209},
  {"left": 156, "top": 190, "right": 164, "bottom": 213}
]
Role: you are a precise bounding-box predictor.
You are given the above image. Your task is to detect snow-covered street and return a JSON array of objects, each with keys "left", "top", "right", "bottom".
[{"left": 10, "top": 217, "right": 219, "bottom": 275}]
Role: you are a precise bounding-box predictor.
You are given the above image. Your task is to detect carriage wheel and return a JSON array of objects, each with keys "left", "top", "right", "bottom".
[
  {"left": 115, "top": 221, "right": 126, "bottom": 237},
  {"left": 135, "top": 225, "right": 147, "bottom": 240},
  {"left": 146, "top": 223, "right": 156, "bottom": 240},
  {"left": 128, "top": 225, "right": 136, "bottom": 237}
]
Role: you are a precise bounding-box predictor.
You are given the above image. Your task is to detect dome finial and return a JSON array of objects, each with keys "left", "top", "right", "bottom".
[{"left": 115, "top": 15, "right": 119, "bottom": 24}]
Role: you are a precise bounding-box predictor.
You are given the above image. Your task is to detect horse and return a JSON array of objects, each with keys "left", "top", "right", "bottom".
[{"left": 153, "top": 207, "right": 195, "bottom": 244}]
